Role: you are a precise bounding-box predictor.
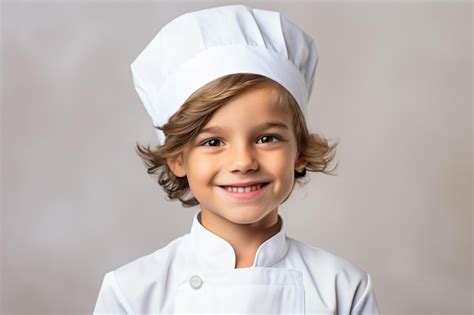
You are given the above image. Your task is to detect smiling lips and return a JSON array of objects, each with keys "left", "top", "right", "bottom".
[
  {"left": 218, "top": 182, "right": 270, "bottom": 200},
  {"left": 222, "top": 183, "right": 267, "bottom": 193}
]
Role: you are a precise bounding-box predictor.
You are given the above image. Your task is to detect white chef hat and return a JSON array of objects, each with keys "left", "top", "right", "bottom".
[{"left": 131, "top": 4, "right": 318, "bottom": 145}]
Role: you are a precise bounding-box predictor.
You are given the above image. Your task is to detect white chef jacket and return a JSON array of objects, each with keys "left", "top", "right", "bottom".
[{"left": 94, "top": 211, "right": 380, "bottom": 314}]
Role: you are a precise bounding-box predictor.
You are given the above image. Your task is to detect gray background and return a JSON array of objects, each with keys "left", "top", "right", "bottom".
[{"left": 1, "top": 0, "right": 472, "bottom": 314}]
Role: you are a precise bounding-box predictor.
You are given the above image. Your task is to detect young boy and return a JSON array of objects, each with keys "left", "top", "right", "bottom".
[{"left": 94, "top": 4, "right": 380, "bottom": 314}]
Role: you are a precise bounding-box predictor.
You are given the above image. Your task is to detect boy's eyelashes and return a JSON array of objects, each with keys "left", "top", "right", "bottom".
[{"left": 199, "top": 135, "right": 283, "bottom": 147}]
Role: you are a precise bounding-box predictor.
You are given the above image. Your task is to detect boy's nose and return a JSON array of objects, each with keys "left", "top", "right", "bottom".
[{"left": 227, "top": 144, "right": 259, "bottom": 173}]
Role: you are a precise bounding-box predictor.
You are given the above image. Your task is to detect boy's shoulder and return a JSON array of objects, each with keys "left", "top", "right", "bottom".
[
  {"left": 111, "top": 233, "right": 189, "bottom": 285},
  {"left": 95, "top": 233, "right": 190, "bottom": 312},
  {"left": 286, "top": 236, "right": 369, "bottom": 281},
  {"left": 286, "top": 237, "right": 377, "bottom": 313}
]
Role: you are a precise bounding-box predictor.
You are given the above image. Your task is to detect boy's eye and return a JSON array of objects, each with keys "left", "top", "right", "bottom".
[
  {"left": 201, "top": 138, "right": 223, "bottom": 147},
  {"left": 257, "top": 135, "right": 280, "bottom": 144},
  {"left": 200, "top": 135, "right": 280, "bottom": 147}
]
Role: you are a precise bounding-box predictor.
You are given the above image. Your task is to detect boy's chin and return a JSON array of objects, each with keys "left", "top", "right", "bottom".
[{"left": 204, "top": 208, "right": 278, "bottom": 227}]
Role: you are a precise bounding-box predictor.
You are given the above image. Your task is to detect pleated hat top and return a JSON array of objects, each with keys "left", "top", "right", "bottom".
[{"left": 131, "top": 4, "right": 319, "bottom": 144}]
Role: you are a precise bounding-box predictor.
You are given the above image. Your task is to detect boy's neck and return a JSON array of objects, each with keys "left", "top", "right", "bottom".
[{"left": 199, "top": 209, "right": 281, "bottom": 269}]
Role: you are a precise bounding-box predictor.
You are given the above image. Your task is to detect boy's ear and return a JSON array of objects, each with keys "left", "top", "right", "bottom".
[
  {"left": 294, "top": 157, "right": 308, "bottom": 171},
  {"left": 167, "top": 154, "right": 186, "bottom": 178}
]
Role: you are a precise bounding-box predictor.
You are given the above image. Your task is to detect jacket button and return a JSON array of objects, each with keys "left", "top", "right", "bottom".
[{"left": 189, "top": 275, "right": 203, "bottom": 289}]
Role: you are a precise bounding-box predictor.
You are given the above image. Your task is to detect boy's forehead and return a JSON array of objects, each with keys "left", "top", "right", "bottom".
[
  {"left": 216, "top": 85, "right": 291, "bottom": 115},
  {"left": 204, "top": 102, "right": 292, "bottom": 127}
]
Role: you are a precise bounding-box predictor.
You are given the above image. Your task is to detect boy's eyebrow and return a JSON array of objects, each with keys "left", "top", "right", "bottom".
[{"left": 199, "top": 121, "right": 289, "bottom": 135}]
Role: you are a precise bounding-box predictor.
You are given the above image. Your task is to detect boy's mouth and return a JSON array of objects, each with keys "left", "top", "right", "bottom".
[{"left": 218, "top": 182, "right": 270, "bottom": 194}]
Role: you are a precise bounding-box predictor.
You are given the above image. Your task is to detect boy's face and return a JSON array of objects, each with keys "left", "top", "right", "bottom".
[{"left": 168, "top": 84, "right": 307, "bottom": 227}]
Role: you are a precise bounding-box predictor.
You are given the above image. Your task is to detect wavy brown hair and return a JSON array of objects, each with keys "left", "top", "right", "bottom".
[{"left": 135, "top": 74, "right": 339, "bottom": 207}]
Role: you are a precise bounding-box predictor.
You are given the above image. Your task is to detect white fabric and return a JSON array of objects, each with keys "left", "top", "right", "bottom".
[
  {"left": 94, "top": 211, "right": 380, "bottom": 314},
  {"left": 130, "top": 4, "right": 318, "bottom": 145}
]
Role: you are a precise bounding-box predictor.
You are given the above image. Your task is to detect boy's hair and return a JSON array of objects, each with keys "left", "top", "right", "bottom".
[{"left": 135, "top": 74, "right": 338, "bottom": 207}]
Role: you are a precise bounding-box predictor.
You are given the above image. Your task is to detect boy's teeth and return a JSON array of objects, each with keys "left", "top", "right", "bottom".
[{"left": 225, "top": 184, "right": 263, "bottom": 193}]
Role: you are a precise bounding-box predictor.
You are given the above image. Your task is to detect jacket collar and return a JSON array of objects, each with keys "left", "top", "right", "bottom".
[{"left": 189, "top": 211, "right": 288, "bottom": 271}]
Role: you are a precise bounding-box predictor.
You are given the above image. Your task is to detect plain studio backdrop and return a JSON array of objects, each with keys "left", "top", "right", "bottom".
[{"left": 1, "top": 0, "right": 472, "bottom": 314}]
